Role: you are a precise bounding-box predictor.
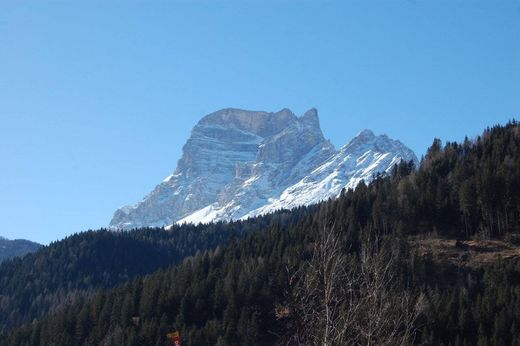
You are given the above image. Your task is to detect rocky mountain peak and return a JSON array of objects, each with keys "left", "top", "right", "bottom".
[
  {"left": 198, "top": 108, "right": 297, "bottom": 138},
  {"left": 353, "top": 129, "right": 376, "bottom": 141},
  {"left": 110, "top": 108, "right": 418, "bottom": 229},
  {"left": 342, "top": 129, "right": 397, "bottom": 153},
  {"left": 299, "top": 108, "right": 320, "bottom": 128}
]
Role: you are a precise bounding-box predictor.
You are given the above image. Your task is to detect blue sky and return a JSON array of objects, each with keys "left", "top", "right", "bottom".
[{"left": 1, "top": 0, "right": 519, "bottom": 244}]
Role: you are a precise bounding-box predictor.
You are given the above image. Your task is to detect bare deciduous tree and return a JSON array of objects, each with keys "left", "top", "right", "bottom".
[{"left": 278, "top": 225, "right": 421, "bottom": 346}]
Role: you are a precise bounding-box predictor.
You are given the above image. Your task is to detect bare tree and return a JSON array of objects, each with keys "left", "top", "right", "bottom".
[{"left": 277, "top": 225, "right": 421, "bottom": 346}]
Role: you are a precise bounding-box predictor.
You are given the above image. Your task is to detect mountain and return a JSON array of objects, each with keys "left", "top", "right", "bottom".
[
  {"left": 0, "top": 237, "right": 41, "bottom": 262},
  {"left": 4, "top": 121, "right": 520, "bottom": 345},
  {"left": 110, "top": 108, "right": 418, "bottom": 229}
]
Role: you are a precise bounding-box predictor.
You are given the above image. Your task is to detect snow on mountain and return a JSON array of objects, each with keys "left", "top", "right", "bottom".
[
  {"left": 109, "top": 108, "right": 418, "bottom": 229},
  {"left": 243, "top": 129, "right": 417, "bottom": 219}
]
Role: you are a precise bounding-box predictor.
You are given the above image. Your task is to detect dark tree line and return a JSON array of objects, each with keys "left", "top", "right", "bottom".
[
  {"left": 3, "top": 225, "right": 302, "bottom": 345},
  {"left": 6, "top": 205, "right": 520, "bottom": 345},
  {"left": 0, "top": 209, "right": 311, "bottom": 332}
]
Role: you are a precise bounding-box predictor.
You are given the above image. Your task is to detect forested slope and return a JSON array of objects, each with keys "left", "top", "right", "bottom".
[
  {"left": 0, "top": 238, "right": 41, "bottom": 262},
  {"left": 0, "top": 210, "right": 310, "bottom": 332}
]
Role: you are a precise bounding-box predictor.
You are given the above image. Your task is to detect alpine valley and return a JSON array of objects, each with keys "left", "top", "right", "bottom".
[{"left": 110, "top": 108, "right": 418, "bottom": 229}]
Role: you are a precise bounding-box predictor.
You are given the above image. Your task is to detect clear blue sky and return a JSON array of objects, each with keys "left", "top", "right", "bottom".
[{"left": 1, "top": 1, "right": 519, "bottom": 244}]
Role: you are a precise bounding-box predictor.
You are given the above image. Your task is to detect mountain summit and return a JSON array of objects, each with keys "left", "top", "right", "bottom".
[{"left": 110, "top": 108, "right": 417, "bottom": 229}]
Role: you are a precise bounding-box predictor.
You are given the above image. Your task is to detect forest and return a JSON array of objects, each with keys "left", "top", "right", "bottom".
[
  {"left": 1, "top": 121, "right": 520, "bottom": 345},
  {"left": 0, "top": 207, "right": 310, "bottom": 332}
]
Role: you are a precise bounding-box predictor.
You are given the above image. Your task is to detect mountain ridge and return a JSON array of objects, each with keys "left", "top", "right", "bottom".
[
  {"left": 110, "top": 108, "right": 418, "bottom": 229},
  {"left": 0, "top": 236, "right": 42, "bottom": 262}
]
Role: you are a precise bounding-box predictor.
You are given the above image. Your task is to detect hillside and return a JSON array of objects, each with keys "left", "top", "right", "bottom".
[
  {"left": 2, "top": 121, "right": 520, "bottom": 345},
  {"left": 0, "top": 237, "right": 41, "bottom": 262},
  {"left": 0, "top": 209, "right": 310, "bottom": 332},
  {"left": 412, "top": 236, "right": 520, "bottom": 268}
]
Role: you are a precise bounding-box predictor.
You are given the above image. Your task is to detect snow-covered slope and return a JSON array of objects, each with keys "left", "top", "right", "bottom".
[
  {"left": 109, "top": 108, "right": 418, "bottom": 229},
  {"left": 244, "top": 129, "right": 416, "bottom": 219}
]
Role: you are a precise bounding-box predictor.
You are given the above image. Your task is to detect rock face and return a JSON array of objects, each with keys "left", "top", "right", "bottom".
[{"left": 110, "top": 108, "right": 418, "bottom": 229}]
